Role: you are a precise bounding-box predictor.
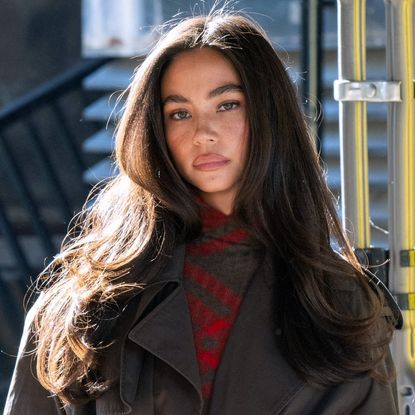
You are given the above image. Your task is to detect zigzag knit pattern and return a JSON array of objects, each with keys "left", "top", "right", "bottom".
[{"left": 183, "top": 203, "right": 262, "bottom": 411}]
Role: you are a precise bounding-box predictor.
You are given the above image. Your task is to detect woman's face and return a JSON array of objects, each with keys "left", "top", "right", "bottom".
[{"left": 161, "top": 47, "right": 249, "bottom": 215}]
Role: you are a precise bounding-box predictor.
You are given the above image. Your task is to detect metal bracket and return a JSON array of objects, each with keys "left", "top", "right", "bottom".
[
  {"left": 400, "top": 249, "right": 415, "bottom": 267},
  {"left": 333, "top": 80, "right": 401, "bottom": 102}
]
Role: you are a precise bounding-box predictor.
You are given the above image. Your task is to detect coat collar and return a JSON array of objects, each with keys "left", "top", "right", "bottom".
[{"left": 100, "top": 245, "right": 304, "bottom": 415}]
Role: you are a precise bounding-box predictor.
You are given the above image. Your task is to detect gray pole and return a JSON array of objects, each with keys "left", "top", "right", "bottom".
[
  {"left": 385, "top": 0, "right": 415, "bottom": 411},
  {"left": 337, "top": 0, "right": 371, "bottom": 248}
]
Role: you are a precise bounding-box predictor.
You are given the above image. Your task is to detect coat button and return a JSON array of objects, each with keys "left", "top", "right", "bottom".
[{"left": 275, "top": 328, "right": 282, "bottom": 336}]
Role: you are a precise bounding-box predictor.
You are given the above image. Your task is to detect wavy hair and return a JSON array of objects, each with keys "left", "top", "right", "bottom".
[{"left": 33, "top": 11, "right": 395, "bottom": 405}]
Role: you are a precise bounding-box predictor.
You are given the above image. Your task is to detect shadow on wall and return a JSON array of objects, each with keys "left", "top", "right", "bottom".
[{"left": 0, "top": 0, "right": 82, "bottom": 106}]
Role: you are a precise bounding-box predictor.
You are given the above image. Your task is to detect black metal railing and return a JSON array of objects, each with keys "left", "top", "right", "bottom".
[
  {"left": 0, "top": 58, "right": 110, "bottom": 276},
  {"left": 0, "top": 57, "right": 111, "bottom": 404}
]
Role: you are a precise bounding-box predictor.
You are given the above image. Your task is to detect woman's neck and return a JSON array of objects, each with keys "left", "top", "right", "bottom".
[{"left": 198, "top": 192, "right": 235, "bottom": 216}]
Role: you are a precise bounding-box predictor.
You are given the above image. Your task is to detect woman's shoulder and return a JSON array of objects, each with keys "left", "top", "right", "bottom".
[{"left": 327, "top": 267, "right": 402, "bottom": 330}]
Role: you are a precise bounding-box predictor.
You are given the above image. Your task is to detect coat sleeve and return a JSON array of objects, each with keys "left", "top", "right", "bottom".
[{"left": 3, "top": 296, "right": 65, "bottom": 415}]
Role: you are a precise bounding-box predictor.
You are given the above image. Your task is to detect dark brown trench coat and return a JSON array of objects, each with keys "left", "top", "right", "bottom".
[{"left": 4, "top": 245, "right": 402, "bottom": 415}]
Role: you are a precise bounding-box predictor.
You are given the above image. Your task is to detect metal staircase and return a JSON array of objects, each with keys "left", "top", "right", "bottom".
[{"left": 0, "top": 57, "right": 110, "bottom": 405}]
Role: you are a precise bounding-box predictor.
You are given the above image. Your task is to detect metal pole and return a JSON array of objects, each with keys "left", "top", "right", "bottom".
[
  {"left": 385, "top": 0, "right": 415, "bottom": 412},
  {"left": 337, "top": 0, "right": 371, "bottom": 248},
  {"left": 302, "top": 0, "right": 324, "bottom": 154}
]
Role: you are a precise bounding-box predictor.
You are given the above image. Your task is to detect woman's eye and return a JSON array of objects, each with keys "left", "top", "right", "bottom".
[
  {"left": 170, "top": 110, "right": 190, "bottom": 120},
  {"left": 218, "top": 102, "right": 239, "bottom": 112}
]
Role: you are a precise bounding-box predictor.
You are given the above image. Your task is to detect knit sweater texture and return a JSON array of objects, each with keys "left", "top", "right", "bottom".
[{"left": 182, "top": 202, "right": 263, "bottom": 413}]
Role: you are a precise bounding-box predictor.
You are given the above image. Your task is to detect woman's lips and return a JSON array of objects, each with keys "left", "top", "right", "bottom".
[{"left": 193, "top": 153, "right": 230, "bottom": 171}]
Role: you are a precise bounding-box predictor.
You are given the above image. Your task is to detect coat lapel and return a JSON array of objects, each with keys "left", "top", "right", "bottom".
[{"left": 125, "top": 244, "right": 204, "bottom": 411}]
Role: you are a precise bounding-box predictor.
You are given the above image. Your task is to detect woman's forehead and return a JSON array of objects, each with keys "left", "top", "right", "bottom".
[{"left": 160, "top": 48, "right": 242, "bottom": 96}]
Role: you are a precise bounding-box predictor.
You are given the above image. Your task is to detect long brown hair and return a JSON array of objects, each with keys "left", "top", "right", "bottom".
[{"left": 33, "top": 11, "right": 395, "bottom": 404}]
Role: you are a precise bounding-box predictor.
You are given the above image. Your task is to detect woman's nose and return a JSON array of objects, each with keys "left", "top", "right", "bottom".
[{"left": 192, "top": 116, "right": 218, "bottom": 145}]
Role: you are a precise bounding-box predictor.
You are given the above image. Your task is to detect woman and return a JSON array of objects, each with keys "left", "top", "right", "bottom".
[{"left": 4, "top": 12, "right": 402, "bottom": 415}]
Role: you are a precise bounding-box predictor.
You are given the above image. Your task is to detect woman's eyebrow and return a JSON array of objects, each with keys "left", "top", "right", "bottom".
[
  {"left": 162, "top": 83, "right": 243, "bottom": 106},
  {"left": 208, "top": 83, "right": 243, "bottom": 99}
]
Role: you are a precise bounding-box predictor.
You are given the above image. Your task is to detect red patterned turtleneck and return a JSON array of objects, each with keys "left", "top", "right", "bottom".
[{"left": 182, "top": 201, "right": 263, "bottom": 413}]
